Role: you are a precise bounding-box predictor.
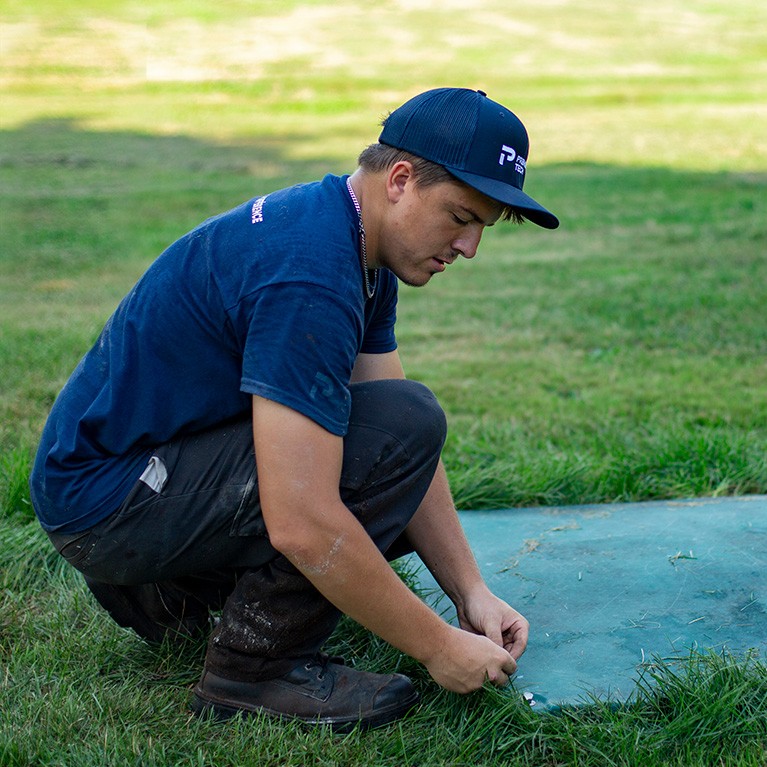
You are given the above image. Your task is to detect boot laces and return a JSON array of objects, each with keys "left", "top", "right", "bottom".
[{"left": 303, "top": 652, "right": 345, "bottom": 681}]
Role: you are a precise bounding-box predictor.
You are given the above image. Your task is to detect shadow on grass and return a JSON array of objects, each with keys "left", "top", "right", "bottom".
[
  {"left": 0, "top": 115, "right": 332, "bottom": 188},
  {"left": 1, "top": 116, "right": 765, "bottom": 276},
  {"left": 0, "top": 117, "right": 337, "bottom": 276}
]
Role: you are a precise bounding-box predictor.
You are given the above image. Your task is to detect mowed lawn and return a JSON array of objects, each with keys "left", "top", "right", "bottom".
[{"left": 1, "top": 1, "right": 766, "bottom": 765}]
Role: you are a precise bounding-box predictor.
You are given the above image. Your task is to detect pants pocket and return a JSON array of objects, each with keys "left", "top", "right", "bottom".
[{"left": 228, "top": 470, "right": 266, "bottom": 537}]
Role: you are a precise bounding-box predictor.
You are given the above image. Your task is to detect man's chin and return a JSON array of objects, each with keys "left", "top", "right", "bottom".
[{"left": 396, "top": 271, "right": 433, "bottom": 288}]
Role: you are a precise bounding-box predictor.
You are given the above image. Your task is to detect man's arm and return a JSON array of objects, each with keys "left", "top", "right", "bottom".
[
  {"left": 252, "top": 393, "right": 516, "bottom": 692},
  {"left": 350, "top": 351, "right": 529, "bottom": 661},
  {"left": 404, "top": 462, "right": 529, "bottom": 660}
]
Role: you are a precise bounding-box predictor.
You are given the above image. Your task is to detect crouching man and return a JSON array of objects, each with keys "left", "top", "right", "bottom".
[{"left": 30, "top": 87, "right": 558, "bottom": 731}]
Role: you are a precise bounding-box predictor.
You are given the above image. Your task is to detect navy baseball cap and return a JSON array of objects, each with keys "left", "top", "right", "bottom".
[{"left": 379, "top": 88, "right": 559, "bottom": 229}]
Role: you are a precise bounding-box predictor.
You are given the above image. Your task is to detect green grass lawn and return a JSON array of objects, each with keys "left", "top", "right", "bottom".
[{"left": 2, "top": 1, "right": 766, "bottom": 764}]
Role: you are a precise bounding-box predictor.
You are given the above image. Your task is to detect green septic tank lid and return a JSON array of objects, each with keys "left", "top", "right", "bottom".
[{"left": 405, "top": 495, "right": 767, "bottom": 711}]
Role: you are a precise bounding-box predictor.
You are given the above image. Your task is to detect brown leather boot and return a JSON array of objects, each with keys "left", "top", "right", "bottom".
[{"left": 190, "top": 653, "right": 418, "bottom": 732}]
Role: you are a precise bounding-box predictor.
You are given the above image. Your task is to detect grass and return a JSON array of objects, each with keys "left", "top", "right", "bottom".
[
  {"left": 2, "top": 525, "right": 766, "bottom": 766},
  {"left": 1, "top": 0, "right": 767, "bottom": 764}
]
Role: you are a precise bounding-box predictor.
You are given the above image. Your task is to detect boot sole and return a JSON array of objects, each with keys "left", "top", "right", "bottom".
[{"left": 189, "top": 688, "right": 419, "bottom": 733}]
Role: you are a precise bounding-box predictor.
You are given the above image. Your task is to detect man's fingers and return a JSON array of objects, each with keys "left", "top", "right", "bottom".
[
  {"left": 486, "top": 668, "right": 509, "bottom": 687},
  {"left": 486, "top": 651, "right": 517, "bottom": 687},
  {"left": 504, "top": 623, "right": 529, "bottom": 659},
  {"left": 506, "top": 638, "right": 527, "bottom": 661},
  {"left": 502, "top": 652, "right": 518, "bottom": 676},
  {"left": 486, "top": 624, "right": 504, "bottom": 648}
]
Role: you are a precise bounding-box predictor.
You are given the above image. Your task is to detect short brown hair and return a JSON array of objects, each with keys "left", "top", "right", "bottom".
[{"left": 356, "top": 143, "right": 523, "bottom": 223}]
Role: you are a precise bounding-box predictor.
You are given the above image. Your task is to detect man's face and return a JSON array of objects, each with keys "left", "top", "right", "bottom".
[{"left": 376, "top": 173, "right": 505, "bottom": 287}]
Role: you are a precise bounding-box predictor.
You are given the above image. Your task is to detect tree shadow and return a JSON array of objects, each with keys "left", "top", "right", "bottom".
[
  {"left": 0, "top": 115, "right": 339, "bottom": 200},
  {"left": 0, "top": 116, "right": 354, "bottom": 277},
  {"left": 2, "top": 116, "right": 764, "bottom": 260}
]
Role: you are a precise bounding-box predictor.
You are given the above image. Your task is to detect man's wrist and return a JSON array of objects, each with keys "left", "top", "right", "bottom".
[{"left": 451, "top": 578, "right": 494, "bottom": 616}]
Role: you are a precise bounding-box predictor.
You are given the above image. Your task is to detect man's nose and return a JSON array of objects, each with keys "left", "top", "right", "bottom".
[{"left": 454, "top": 228, "right": 483, "bottom": 259}]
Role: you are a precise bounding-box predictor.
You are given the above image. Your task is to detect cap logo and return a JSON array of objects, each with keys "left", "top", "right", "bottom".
[
  {"left": 498, "top": 144, "right": 526, "bottom": 176},
  {"left": 498, "top": 144, "right": 516, "bottom": 165}
]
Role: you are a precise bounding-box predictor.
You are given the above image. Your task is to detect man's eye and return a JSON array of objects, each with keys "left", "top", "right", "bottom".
[{"left": 452, "top": 214, "right": 470, "bottom": 225}]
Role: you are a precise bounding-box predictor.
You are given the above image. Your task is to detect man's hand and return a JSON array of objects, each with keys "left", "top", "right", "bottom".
[
  {"left": 421, "top": 588, "right": 528, "bottom": 693},
  {"left": 423, "top": 624, "right": 518, "bottom": 693},
  {"left": 455, "top": 587, "right": 529, "bottom": 661}
]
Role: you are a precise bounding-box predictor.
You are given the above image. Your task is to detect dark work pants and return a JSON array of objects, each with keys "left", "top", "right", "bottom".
[{"left": 49, "top": 379, "right": 446, "bottom": 681}]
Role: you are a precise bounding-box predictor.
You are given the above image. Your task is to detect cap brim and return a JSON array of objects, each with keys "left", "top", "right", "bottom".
[{"left": 447, "top": 168, "right": 559, "bottom": 229}]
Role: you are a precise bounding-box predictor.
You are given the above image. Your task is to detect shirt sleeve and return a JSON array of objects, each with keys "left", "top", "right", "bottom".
[{"left": 238, "top": 283, "right": 362, "bottom": 436}]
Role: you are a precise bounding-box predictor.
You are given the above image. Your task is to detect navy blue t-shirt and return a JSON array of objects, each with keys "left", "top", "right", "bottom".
[{"left": 30, "top": 175, "right": 398, "bottom": 533}]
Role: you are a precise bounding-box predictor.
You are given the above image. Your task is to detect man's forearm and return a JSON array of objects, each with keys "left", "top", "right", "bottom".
[
  {"left": 270, "top": 494, "right": 455, "bottom": 665},
  {"left": 252, "top": 393, "right": 520, "bottom": 690},
  {"left": 403, "top": 460, "right": 486, "bottom": 609},
  {"left": 403, "top": 460, "right": 530, "bottom": 662}
]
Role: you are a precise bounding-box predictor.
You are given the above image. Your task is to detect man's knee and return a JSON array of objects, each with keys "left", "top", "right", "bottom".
[
  {"left": 349, "top": 378, "right": 446, "bottom": 457},
  {"left": 390, "top": 378, "right": 447, "bottom": 450}
]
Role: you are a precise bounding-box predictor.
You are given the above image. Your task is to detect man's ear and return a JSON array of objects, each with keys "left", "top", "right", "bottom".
[{"left": 385, "top": 160, "right": 415, "bottom": 203}]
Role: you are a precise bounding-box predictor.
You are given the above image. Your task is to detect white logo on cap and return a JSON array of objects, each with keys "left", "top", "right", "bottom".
[
  {"left": 498, "top": 145, "right": 526, "bottom": 175},
  {"left": 498, "top": 145, "right": 516, "bottom": 165}
]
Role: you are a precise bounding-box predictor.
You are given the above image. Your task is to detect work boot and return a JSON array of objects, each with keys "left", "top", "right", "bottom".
[
  {"left": 190, "top": 653, "right": 419, "bottom": 732},
  {"left": 84, "top": 576, "right": 215, "bottom": 644}
]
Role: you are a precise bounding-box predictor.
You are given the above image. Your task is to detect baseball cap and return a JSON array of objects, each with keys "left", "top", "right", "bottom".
[{"left": 379, "top": 87, "right": 559, "bottom": 229}]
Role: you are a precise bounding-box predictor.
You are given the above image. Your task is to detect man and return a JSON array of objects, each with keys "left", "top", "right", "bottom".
[{"left": 30, "top": 87, "right": 559, "bottom": 731}]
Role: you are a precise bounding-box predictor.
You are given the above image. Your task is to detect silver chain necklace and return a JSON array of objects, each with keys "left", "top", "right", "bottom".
[{"left": 346, "top": 177, "right": 377, "bottom": 300}]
